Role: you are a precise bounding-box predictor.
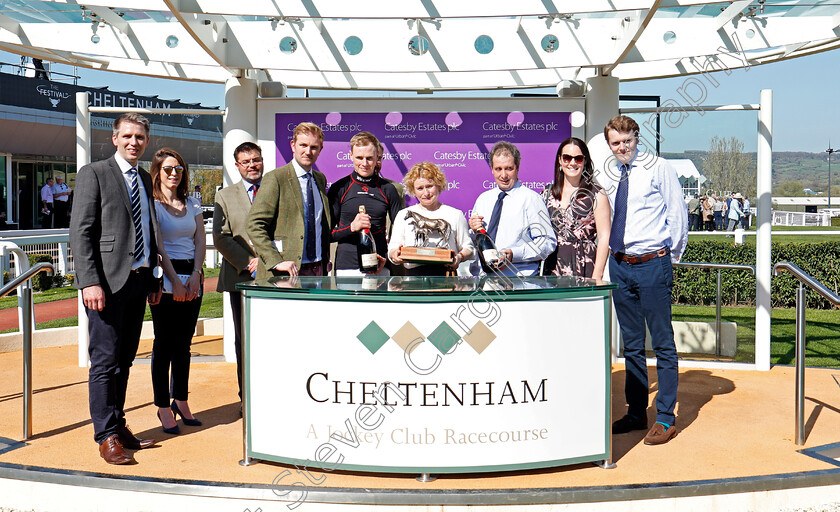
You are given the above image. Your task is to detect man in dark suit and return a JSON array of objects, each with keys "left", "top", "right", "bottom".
[
  {"left": 70, "top": 113, "right": 160, "bottom": 465},
  {"left": 213, "top": 141, "right": 263, "bottom": 400},
  {"left": 248, "top": 122, "right": 331, "bottom": 278}
]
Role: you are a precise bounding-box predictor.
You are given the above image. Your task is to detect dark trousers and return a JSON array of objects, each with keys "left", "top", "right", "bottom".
[
  {"left": 87, "top": 270, "right": 149, "bottom": 444},
  {"left": 229, "top": 290, "right": 244, "bottom": 399},
  {"left": 53, "top": 200, "right": 69, "bottom": 228},
  {"left": 714, "top": 211, "right": 723, "bottom": 230},
  {"left": 688, "top": 213, "right": 700, "bottom": 231},
  {"left": 149, "top": 262, "right": 202, "bottom": 408},
  {"left": 42, "top": 203, "right": 53, "bottom": 228},
  {"left": 610, "top": 253, "right": 678, "bottom": 425}
]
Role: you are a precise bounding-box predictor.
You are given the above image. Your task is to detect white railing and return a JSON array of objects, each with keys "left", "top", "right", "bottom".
[
  {"left": 0, "top": 228, "right": 221, "bottom": 279},
  {"left": 772, "top": 210, "right": 831, "bottom": 227}
]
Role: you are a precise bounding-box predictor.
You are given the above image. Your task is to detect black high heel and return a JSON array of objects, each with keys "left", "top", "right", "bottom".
[
  {"left": 157, "top": 410, "right": 180, "bottom": 435},
  {"left": 171, "top": 401, "right": 202, "bottom": 426}
]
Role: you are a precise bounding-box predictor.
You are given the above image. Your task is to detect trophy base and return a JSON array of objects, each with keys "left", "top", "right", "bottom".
[{"left": 401, "top": 246, "right": 455, "bottom": 264}]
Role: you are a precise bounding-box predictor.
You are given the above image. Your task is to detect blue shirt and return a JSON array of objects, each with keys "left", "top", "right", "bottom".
[{"left": 598, "top": 151, "right": 687, "bottom": 263}]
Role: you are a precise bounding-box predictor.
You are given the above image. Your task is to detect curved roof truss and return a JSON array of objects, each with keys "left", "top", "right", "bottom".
[{"left": 1, "top": 1, "right": 839, "bottom": 90}]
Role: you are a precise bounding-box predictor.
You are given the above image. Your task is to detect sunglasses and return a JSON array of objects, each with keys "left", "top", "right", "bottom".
[
  {"left": 162, "top": 165, "right": 184, "bottom": 174},
  {"left": 561, "top": 154, "right": 585, "bottom": 164}
]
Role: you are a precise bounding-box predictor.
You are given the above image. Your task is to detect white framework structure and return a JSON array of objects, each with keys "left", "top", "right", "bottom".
[
  {"left": 2, "top": 1, "right": 839, "bottom": 91},
  {"left": 3, "top": 2, "right": 799, "bottom": 371}
]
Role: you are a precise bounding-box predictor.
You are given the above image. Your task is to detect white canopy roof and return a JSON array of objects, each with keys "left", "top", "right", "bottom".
[
  {"left": 671, "top": 158, "right": 707, "bottom": 184},
  {"left": 2, "top": 1, "right": 840, "bottom": 91}
]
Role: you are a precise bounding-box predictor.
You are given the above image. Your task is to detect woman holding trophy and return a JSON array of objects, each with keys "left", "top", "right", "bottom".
[{"left": 388, "top": 162, "right": 473, "bottom": 276}]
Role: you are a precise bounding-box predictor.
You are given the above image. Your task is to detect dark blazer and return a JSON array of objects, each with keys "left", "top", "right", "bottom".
[
  {"left": 213, "top": 181, "right": 256, "bottom": 292},
  {"left": 247, "top": 163, "right": 331, "bottom": 279},
  {"left": 70, "top": 156, "right": 159, "bottom": 295}
]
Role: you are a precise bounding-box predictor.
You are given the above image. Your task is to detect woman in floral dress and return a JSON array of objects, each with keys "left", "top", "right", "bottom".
[{"left": 541, "top": 137, "right": 611, "bottom": 279}]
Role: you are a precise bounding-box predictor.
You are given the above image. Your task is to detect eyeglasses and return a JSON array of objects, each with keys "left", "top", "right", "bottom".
[
  {"left": 561, "top": 154, "right": 585, "bottom": 164},
  {"left": 162, "top": 165, "right": 184, "bottom": 174},
  {"left": 237, "top": 157, "right": 263, "bottom": 166}
]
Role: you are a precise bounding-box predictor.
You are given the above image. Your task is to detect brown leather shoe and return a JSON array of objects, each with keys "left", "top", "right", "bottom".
[
  {"left": 117, "top": 425, "right": 156, "bottom": 450},
  {"left": 643, "top": 423, "right": 677, "bottom": 445},
  {"left": 99, "top": 434, "right": 133, "bottom": 465}
]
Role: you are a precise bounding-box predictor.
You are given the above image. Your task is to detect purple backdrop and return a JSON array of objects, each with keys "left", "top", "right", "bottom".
[{"left": 275, "top": 111, "right": 572, "bottom": 215}]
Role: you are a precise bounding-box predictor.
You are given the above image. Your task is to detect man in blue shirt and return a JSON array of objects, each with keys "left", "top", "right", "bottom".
[
  {"left": 600, "top": 115, "right": 687, "bottom": 446},
  {"left": 468, "top": 141, "right": 555, "bottom": 276}
]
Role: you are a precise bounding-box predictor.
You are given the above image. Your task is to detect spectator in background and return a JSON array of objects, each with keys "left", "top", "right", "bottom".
[
  {"left": 713, "top": 194, "right": 725, "bottom": 231},
  {"left": 741, "top": 196, "right": 752, "bottom": 229},
  {"left": 702, "top": 194, "right": 715, "bottom": 231},
  {"left": 727, "top": 193, "right": 743, "bottom": 230},
  {"left": 687, "top": 194, "right": 701, "bottom": 231},
  {"left": 52, "top": 174, "right": 72, "bottom": 228},
  {"left": 40, "top": 177, "right": 54, "bottom": 228}
]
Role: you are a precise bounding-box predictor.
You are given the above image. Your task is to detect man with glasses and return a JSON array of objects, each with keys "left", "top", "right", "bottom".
[
  {"left": 600, "top": 115, "right": 687, "bottom": 446},
  {"left": 70, "top": 113, "right": 161, "bottom": 464},
  {"left": 468, "top": 141, "right": 555, "bottom": 276},
  {"left": 248, "top": 122, "right": 331, "bottom": 277},
  {"left": 213, "top": 141, "right": 263, "bottom": 403}
]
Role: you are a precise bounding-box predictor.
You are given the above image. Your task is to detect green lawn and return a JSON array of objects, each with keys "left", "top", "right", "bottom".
[
  {"left": 0, "top": 266, "right": 224, "bottom": 333},
  {"left": 688, "top": 225, "right": 840, "bottom": 244},
  {"left": 673, "top": 304, "right": 840, "bottom": 367}
]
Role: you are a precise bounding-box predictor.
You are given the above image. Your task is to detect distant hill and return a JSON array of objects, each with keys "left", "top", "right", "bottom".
[{"left": 662, "top": 151, "right": 832, "bottom": 192}]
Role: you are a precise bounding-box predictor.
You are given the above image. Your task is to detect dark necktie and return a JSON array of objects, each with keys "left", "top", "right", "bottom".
[
  {"left": 304, "top": 173, "right": 316, "bottom": 261},
  {"left": 127, "top": 168, "right": 144, "bottom": 261},
  {"left": 249, "top": 183, "right": 259, "bottom": 203},
  {"left": 486, "top": 190, "right": 507, "bottom": 242},
  {"left": 609, "top": 163, "right": 630, "bottom": 253}
]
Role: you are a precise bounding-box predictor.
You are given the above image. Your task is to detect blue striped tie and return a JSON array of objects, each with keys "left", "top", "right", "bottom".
[
  {"left": 127, "top": 168, "right": 144, "bottom": 261},
  {"left": 609, "top": 164, "right": 630, "bottom": 254}
]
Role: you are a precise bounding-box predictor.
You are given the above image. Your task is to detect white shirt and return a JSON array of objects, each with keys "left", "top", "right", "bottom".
[
  {"left": 598, "top": 151, "right": 688, "bottom": 263},
  {"left": 114, "top": 152, "right": 153, "bottom": 269},
  {"left": 52, "top": 182, "right": 70, "bottom": 202},
  {"left": 469, "top": 181, "right": 557, "bottom": 276},
  {"left": 292, "top": 159, "right": 324, "bottom": 263},
  {"left": 40, "top": 184, "right": 53, "bottom": 203},
  {"left": 389, "top": 204, "right": 474, "bottom": 270}
]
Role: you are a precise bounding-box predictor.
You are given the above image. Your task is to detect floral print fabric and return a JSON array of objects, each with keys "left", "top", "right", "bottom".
[{"left": 540, "top": 184, "right": 601, "bottom": 277}]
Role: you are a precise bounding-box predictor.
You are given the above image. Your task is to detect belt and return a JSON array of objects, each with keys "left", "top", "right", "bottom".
[
  {"left": 300, "top": 261, "right": 322, "bottom": 270},
  {"left": 612, "top": 248, "right": 669, "bottom": 265}
]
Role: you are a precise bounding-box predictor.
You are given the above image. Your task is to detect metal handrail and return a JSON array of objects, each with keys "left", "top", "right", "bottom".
[
  {"left": 674, "top": 262, "right": 756, "bottom": 357},
  {"left": 0, "top": 262, "right": 55, "bottom": 298},
  {"left": 0, "top": 262, "right": 54, "bottom": 441},
  {"left": 773, "top": 261, "right": 840, "bottom": 446}
]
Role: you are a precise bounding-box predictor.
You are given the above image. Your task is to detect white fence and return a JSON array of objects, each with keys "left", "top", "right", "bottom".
[
  {"left": 772, "top": 210, "right": 831, "bottom": 227},
  {"left": 0, "top": 229, "right": 220, "bottom": 282}
]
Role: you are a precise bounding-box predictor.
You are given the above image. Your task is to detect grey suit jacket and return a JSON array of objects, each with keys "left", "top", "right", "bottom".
[
  {"left": 247, "top": 163, "right": 331, "bottom": 279},
  {"left": 70, "top": 156, "right": 159, "bottom": 295},
  {"left": 213, "top": 181, "right": 257, "bottom": 292}
]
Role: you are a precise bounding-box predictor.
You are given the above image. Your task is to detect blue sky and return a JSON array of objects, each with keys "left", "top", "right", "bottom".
[{"left": 7, "top": 46, "right": 839, "bottom": 154}]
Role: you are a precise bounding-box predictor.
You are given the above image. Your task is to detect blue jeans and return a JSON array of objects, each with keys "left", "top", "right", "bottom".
[{"left": 610, "top": 254, "right": 678, "bottom": 425}]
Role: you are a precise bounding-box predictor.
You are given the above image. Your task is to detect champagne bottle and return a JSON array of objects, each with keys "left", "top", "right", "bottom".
[
  {"left": 358, "top": 205, "right": 379, "bottom": 273},
  {"left": 475, "top": 227, "right": 501, "bottom": 274}
]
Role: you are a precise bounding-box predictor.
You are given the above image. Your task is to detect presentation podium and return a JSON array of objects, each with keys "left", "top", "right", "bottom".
[{"left": 238, "top": 275, "right": 616, "bottom": 474}]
